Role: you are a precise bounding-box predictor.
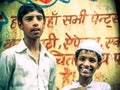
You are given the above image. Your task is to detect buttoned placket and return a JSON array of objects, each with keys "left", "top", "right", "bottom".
[
  {"left": 36, "top": 52, "right": 40, "bottom": 90},
  {"left": 37, "top": 65, "right": 40, "bottom": 90},
  {"left": 27, "top": 49, "right": 41, "bottom": 90},
  {"left": 37, "top": 50, "right": 47, "bottom": 90}
]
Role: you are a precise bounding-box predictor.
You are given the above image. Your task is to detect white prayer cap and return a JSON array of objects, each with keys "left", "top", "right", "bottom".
[{"left": 77, "top": 39, "right": 103, "bottom": 58}]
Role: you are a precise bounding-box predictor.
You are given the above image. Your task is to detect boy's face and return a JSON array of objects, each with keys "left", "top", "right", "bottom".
[
  {"left": 75, "top": 50, "right": 101, "bottom": 78},
  {"left": 19, "top": 10, "right": 45, "bottom": 39}
]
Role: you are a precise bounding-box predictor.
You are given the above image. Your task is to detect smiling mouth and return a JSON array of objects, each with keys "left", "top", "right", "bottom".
[
  {"left": 82, "top": 68, "right": 90, "bottom": 74},
  {"left": 79, "top": 67, "right": 92, "bottom": 74}
]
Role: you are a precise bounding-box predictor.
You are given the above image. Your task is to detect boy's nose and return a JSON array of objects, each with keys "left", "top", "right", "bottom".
[
  {"left": 33, "top": 23, "right": 38, "bottom": 27},
  {"left": 33, "top": 18, "right": 38, "bottom": 27},
  {"left": 83, "top": 60, "right": 90, "bottom": 66}
]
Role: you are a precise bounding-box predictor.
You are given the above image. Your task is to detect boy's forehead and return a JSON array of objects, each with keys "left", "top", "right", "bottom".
[
  {"left": 24, "top": 11, "right": 43, "bottom": 16},
  {"left": 80, "top": 49, "right": 97, "bottom": 55}
]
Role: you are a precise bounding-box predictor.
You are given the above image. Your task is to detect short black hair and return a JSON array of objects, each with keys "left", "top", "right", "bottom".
[
  {"left": 17, "top": 3, "right": 45, "bottom": 23},
  {"left": 75, "top": 49, "right": 102, "bottom": 63}
]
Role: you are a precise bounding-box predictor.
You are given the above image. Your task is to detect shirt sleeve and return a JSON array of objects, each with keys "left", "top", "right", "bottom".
[
  {"left": 48, "top": 56, "right": 56, "bottom": 90},
  {"left": 100, "top": 82, "right": 111, "bottom": 90},
  {"left": 0, "top": 50, "right": 15, "bottom": 90},
  {"left": 104, "top": 82, "right": 111, "bottom": 90}
]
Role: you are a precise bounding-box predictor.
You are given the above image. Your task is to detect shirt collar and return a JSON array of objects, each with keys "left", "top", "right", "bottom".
[
  {"left": 40, "top": 43, "right": 49, "bottom": 57},
  {"left": 86, "top": 81, "right": 95, "bottom": 88},
  {"left": 73, "top": 80, "right": 94, "bottom": 88},
  {"left": 15, "top": 39, "right": 27, "bottom": 53},
  {"left": 15, "top": 39, "right": 48, "bottom": 57}
]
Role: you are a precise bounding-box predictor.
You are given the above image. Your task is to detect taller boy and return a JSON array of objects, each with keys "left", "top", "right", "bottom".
[{"left": 0, "top": 3, "right": 56, "bottom": 90}]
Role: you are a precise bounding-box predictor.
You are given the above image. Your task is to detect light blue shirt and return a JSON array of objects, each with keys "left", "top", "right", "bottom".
[
  {"left": 0, "top": 39, "right": 56, "bottom": 90},
  {"left": 61, "top": 81, "right": 111, "bottom": 90}
]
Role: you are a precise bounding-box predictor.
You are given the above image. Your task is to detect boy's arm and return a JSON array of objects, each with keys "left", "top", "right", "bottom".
[{"left": 0, "top": 51, "right": 15, "bottom": 90}]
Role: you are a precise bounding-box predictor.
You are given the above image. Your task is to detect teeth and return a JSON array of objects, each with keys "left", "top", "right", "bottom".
[
  {"left": 80, "top": 67, "right": 91, "bottom": 73},
  {"left": 33, "top": 29, "right": 38, "bottom": 31},
  {"left": 82, "top": 68, "right": 89, "bottom": 72}
]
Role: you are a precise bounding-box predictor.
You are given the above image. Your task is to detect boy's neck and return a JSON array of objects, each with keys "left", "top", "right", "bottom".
[
  {"left": 24, "top": 38, "right": 40, "bottom": 51},
  {"left": 78, "top": 77, "right": 92, "bottom": 87}
]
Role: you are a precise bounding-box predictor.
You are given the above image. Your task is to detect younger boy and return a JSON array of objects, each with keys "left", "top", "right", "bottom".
[{"left": 61, "top": 39, "right": 111, "bottom": 90}]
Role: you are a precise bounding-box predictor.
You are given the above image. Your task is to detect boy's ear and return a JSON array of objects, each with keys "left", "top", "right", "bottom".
[
  {"left": 18, "top": 21, "right": 23, "bottom": 30},
  {"left": 74, "top": 57, "right": 77, "bottom": 66},
  {"left": 97, "top": 61, "right": 102, "bottom": 69}
]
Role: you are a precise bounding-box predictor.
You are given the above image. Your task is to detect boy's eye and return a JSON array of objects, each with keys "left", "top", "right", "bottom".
[
  {"left": 79, "top": 57, "right": 85, "bottom": 61},
  {"left": 25, "top": 16, "right": 33, "bottom": 21},
  {"left": 37, "top": 16, "right": 43, "bottom": 21},
  {"left": 89, "top": 58, "right": 96, "bottom": 63}
]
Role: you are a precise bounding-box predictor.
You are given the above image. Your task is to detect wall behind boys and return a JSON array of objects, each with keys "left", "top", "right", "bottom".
[{"left": 0, "top": 0, "right": 120, "bottom": 90}]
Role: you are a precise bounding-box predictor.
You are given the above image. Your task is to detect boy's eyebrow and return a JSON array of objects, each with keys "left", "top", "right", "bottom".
[
  {"left": 36, "top": 15, "right": 43, "bottom": 17},
  {"left": 25, "top": 14, "right": 43, "bottom": 17},
  {"left": 24, "top": 15, "right": 43, "bottom": 18}
]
